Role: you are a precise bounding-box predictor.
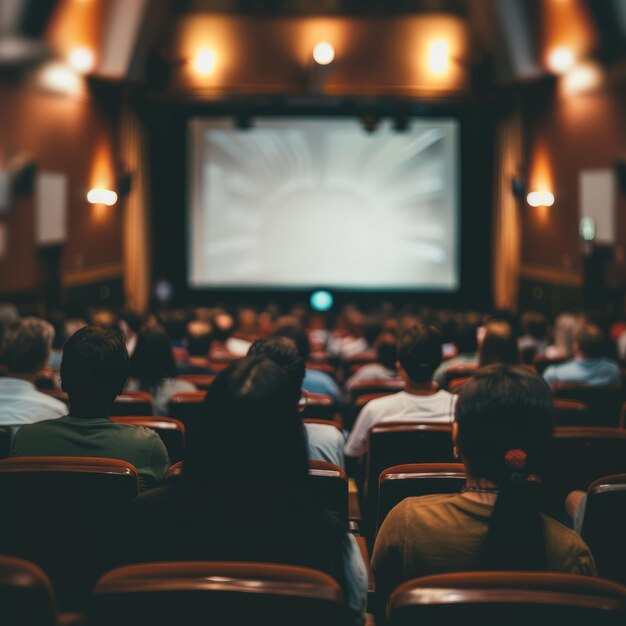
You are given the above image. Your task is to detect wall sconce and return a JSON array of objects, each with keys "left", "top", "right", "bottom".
[
  {"left": 526, "top": 191, "right": 555, "bottom": 207},
  {"left": 312, "top": 42, "right": 335, "bottom": 66},
  {"left": 87, "top": 188, "right": 117, "bottom": 206}
]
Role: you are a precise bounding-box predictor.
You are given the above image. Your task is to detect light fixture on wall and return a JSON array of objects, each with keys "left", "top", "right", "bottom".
[
  {"left": 526, "top": 190, "right": 555, "bottom": 207},
  {"left": 427, "top": 39, "right": 450, "bottom": 76},
  {"left": 87, "top": 188, "right": 117, "bottom": 206},
  {"left": 193, "top": 48, "right": 216, "bottom": 75},
  {"left": 68, "top": 47, "right": 95, "bottom": 74},
  {"left": 312, "top": 42, "right": 335, "bottom": 65},
  {"left": 546, "top": 46, "right": 575, "bottom": 74}
]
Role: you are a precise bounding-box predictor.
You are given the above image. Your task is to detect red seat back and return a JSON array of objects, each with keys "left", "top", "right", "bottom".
[
  {"left": 110, "top": 392, "right": 154, "bottom": 417},
  {"left": 110, "top": 416, "right": 185, "bottom": 463},
  {"left": 552, "top": 384, "right": 623, "bottom": 427}
]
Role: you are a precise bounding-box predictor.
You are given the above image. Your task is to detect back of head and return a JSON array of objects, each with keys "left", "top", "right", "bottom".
[
  {"left": 453, "top": 321, "right": 478, "bottom": 354},
  {"left": 129, "top": 326, "right": 177, "bottom": 386},
  {"left": 375, "top": 332, "right": 398, "bottom": 371},
  {"left": 521, "top": 311, "right": 548, "bottom": 340},
  {"left": 3, "top": 317, "right": 54, "bottom": 375},
  {"left": 248, "top": 336, "right": 305, "bottom": 396},
  {"left": 456, "top": 365, "right": 554, "bottom": 570},
  {"left": 186, "top": 357, "right": 308, "bottom": 487},
  {"left": 575, "top": 324, "right": 606, "bottom": 359},
  {"left": 553, "top": 312, "right": 580, "bottom": 357},
  {"left": 397, "top": 326, "right": 442, "bottom": 384},
  {"left": 186, "top": 320, "right": 213, "bottom": 357},
  {"left": 479, "top": 320, "right": 520, "bottom": 367},
  {"left": 273, "top": 324, "right": 311, "bottom": 361},
  {"left": 61, "top": 326, "right": 129, "bottom": 410}
]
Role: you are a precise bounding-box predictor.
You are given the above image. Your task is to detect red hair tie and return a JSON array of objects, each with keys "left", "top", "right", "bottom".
[{"left": 504, "top": 449, "right": 527, "bottom": 470}]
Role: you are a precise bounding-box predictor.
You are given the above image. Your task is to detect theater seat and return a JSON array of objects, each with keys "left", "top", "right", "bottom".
[
  {"left": 168, "top": 390, "right": 208, "bottom": 431},
  {"left": 363, "top": 423, "right": 454, "bottom": 541},
  {"left": 387, "top": 572, "right": 626, "bottom": 626},
  {"left": 377, "top": 463, "right": 466, "bottom": 535},
  {"left": 110, "top": 416, "right": 185, "bottom": 463},
  {"left": 552, "top": 384, "right": 623, "bottom": 427},
  {"left": 176, "top": 374, "right": 216, "bottom": 390},
  {"left": 301, "top": 391, "right": 337, "bottom": 421},
  {"left": 444, "top": 364, "right": 478, "bottom": 388},
  {"left": 92, "top": 562, "right": 351, "bottom": 626},
  {"left": 543, "top": 427, "right": 626, "bottom": 517},
  {"left": 165, "top": 460, "right": 348, "bottom": 527},
  {"left": 0, "top": 556, "right": 58, "bottom": 626},
  {"left": 580, "top": 474, "right": 626, "bottom": 585},
  {"left": 553, "top": 398, "right": 589, "bottom": 427},
  {"left": 110, "top": 392, "right": 154, "bottom": 417},
  {"left": 0, "top": 457, "right": 139, "bottom": 611},
  {"left": 0, "top": 426, "right": 11, "bottom": 459}
]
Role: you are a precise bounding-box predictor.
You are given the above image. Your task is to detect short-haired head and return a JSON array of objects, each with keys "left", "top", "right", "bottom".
[
  {"left": 478, "top": 320, "right": 520, "bottom": 367},
  {"left": 60, "top": 326, "right": 129, "bottom": 411},
  {"left": 3, "top": 317, "right": 54, "bottom": 376},
  {"left": 248, "top": 336, "right": 305, "bottom": 397},
  {"left": 129, "top": 326, "right": 177, "bottom": 385},
  {"left": 397, "top": 325, "right": 442, "bottom": 384},
  {"left": 375, "top": 332, "right": 398, "bottom": 371},
  {"left": 574, "top": 323, "right": 606, "bottom": 359},
  {"left": 186, "top": 320, "right": 213, "bottom": 357}
]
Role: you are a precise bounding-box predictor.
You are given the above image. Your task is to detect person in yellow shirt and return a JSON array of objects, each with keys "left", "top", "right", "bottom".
[{"left": 372, "top": 365, "right": 596, "bottom": 608}]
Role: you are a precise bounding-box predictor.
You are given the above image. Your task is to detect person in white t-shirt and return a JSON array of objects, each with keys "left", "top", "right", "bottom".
[{"left": 345, "top": 325, "right": 456, "bottom": 459}]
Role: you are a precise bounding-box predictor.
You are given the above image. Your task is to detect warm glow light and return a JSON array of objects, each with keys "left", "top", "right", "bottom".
[
  {"left": 312, "top": 41, "right": 335, "bottom": 65},
  {"left": 546, "top": 46, "right": 575, "bottom": 74},
  {"left": 527, "top": 191, "right": 555, "bottom": 207},
  {"left": 38, "top": 62, "right": 82, "bottom": 95},
  {"left": 427, "top": 39, "right": 450, "bottom": 75},
  {"left": 193, "top": 48, "right": 216, "bottom": 75},
  {"left": 87, "top": 188, "right": 117, "bottom": 206},
  {"left": 68, "top": 47, "right": 95, "bottom": 74},
  {"left": 561, "top": 61, "right": 603, "bottom": 95}
]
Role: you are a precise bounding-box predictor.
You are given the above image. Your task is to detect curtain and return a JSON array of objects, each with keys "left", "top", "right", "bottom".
[
  {"left": 119, "top": 102, "right": 151, "bottom": 313},
  {"left": 492, "top": 109, "right": 523, "bottom": 311}
]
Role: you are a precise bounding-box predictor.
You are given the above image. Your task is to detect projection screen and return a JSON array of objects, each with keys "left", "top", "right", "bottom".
[{"left": 188, "top": 117, "right": 460, "bottom": 290}]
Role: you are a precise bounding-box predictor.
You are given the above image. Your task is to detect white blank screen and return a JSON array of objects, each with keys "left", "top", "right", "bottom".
[{"left": 189, "top": 117, "right": 460, "bottom": 290}]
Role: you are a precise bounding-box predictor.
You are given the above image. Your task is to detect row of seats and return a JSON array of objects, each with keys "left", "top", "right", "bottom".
[{"left": 2, "top": 557, "right": 626, "bottom": 626}]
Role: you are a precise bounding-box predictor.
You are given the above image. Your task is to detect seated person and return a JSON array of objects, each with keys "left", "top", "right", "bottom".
[
  {"left": 345, "top": 332, "right": 399, "bottom": 391},
  {"left": 274, "top": 324, "right": 342, "bottom": 403},
  {"left": 372, "top": 365, "right": 596, "bottom": 606},
  {"left": 12, "top": 326, "right": 169, "bottom": 491},
  {"left": 518, "top": 311, "right": 549, "bottom": 362},
  {"left": 126, "top": 326, "right": 196, "bottom": 415},
  {"left": 345, "top": 326, "right": 456, "bottom": 460},
  {"left": 114, "top": 357, "right": 367, "bottom": 625},
  {"left": 543, "top": 324, "right": 621, "bottom": 387},
  {"left": 176, "top": 320, "right": 214, "bottom": 375},
  {"left": 0, "top": 317, "right": 67, "bottom": 432},
  {"left": 478, "top": 319, "right": 521, "bottom": 367},
  {"left": 433, "top": 321, "right": 479, "bottom": 388},
  {"left": 248, "top": 336, "right": 345, "bottom": 468}
]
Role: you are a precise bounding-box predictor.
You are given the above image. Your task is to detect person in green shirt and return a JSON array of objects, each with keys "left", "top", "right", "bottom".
[
  {"left": 372, "top": 364, "right": 597, "bottom": 610},
  {"left": 12, "top": 326, "right": 169, "bottom": 491}
]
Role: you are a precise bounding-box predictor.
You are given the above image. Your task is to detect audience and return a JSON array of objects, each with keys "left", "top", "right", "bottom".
[
  {"left": 115, "top": 357, "right": 367, "bottom": 624},
  {"left": 478, "top": 319, "right": 521, "bottom": 367},
  {"left": 176, "top": 319, "right": 214, "bottom": 374},
  {"left": 0, "top": 317, "right": 67, "bottom": 432},
  {"left": 543, "top": 323, "right": 621, "bottom": 387},
  {"left": 372, "top": 365, "right": 597, "bottom": 605},
  {"left": 345, "top": 326, "right": 456, "bottom": 459},
  {"left": 274, "top": 323, "right": 342, "bottom": 402},
  {"left": 12, "top": 326, "right": 170, "bottom": 490},
  {"left": 248, "top": 336, "right": 345, "bottom": 467},
  {"left": 126, "top": 326, "right": 196, "bottom": 415},
  {"left": 345, "top": 332, "right": 399, "bottom": 390},
  {"left": 518, "top": 311, "right": 550, "bottom": 362}
]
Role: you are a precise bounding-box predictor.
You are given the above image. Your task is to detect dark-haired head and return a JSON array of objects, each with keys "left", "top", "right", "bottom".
[
  {"left": 455, "top": 365, "right": 554, "bottom": 570},
  {"left": 375, "top": 332, "right": 398, "bottom": 371},
  {"left": 273, "top": 324, "right": 311, "bottom": 361},
  {"left": 478, "top": 320, "right": 521, "bottom": 368},
  {"left": 185, "top": 357, "right": 309, "bottom": 488},
  {"left": 397, "top": 326, "right": 442, "bottom": 384},
  {"left": 574, "top": 323, "right": 607, "bottom": 359},
  {"left": 61, "top": 326, "right": 129, "bottom": 417},
  {"left": 247, "top": 336, "right": 305, "bottom": 398},
  {"left": 129, "top": 326, "right": 177, "bottom": 390}
]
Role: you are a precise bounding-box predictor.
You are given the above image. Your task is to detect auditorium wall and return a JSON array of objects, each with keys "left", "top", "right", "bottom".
[
  {"left": 0, "top": 82, "right": 122, "bottom": 307},
  {"left": 519, "top": 78, "right": 626, "bottom": 310}
]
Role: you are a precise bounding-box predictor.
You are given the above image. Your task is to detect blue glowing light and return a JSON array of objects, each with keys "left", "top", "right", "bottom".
[{"left": 310, "top": 290, "right": 333, "bottom": 312}]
